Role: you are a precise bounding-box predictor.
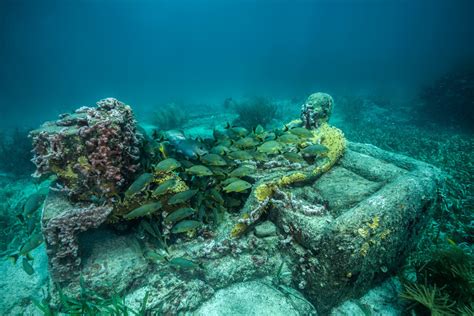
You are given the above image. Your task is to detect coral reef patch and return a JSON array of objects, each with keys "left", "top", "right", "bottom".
[{"left": 19, "top": 93, "right": 445, "bottom": 314}]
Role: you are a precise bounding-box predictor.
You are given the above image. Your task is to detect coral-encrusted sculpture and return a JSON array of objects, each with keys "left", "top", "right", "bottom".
[
  {"left": 232, "top": 92, "right": 345, "bottom": 237},
  {"left": 30, "top": 98, "right": 142, "bottom": 201},
  {"left": 42, "top": 191, "right": 113, "bottom": 282},
  {"left": 300, "top": 92, "right": 334, "bottom": 129}
]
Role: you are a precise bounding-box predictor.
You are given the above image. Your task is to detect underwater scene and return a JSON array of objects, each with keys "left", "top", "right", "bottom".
[{"left": 0, "top": 0, "right": 473, "bottom": 315}]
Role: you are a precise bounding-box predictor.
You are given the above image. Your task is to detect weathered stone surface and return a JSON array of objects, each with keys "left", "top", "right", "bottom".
[
  {"left": 77, "top": 228, "right": 150, "bottom": 293},
  {"left": 330, "top": 277, "right": 404, "bottom": 316},
  {"left": 270, "top": 142, "right": 442, "bottom": 314},
  {"left": 195, "top": 280, "right": 317, "bottom": 316},
  {"left": 42, "top": 190, "right": 112, "bottom": 282},
  {"left": 254, "top": 220, "right": 277, "bottom": 237},
  {"left": 55, "top": 212, "right": 287, "bottom": 314}
]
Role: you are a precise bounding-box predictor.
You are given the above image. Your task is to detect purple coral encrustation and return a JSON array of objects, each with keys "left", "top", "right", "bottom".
[{"left": 30, "top": 98, "right": 143, "bottom": 201}]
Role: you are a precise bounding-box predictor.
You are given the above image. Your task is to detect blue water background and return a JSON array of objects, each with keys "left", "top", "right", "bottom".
[{"left": 0, "top": 0, "right": 473, "bottom": 129}]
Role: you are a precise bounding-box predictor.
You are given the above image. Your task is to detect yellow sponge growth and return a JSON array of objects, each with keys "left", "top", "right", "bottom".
[
  {"left": 313, "top": 123, "right": 346, "bottom": 164},
  {"left": 51, "top": 164, "right": 78, "bottom": 182},
  {"left": 278, "top": 172, "right": 307, "bottom": 186},
  {"left": 152, "top": 171, "right": 188, "bottom": 194},
  {"left": 254, "top": 183, "right": 274, "bottom": 202},
  {"left": 232, "top": 121, "right": 346, "bottom": 238},
  {"left": 231, "top": 213, "right": 250, "bottom": 238}
]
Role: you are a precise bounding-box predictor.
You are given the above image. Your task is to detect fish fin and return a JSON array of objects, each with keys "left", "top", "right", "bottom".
[
  {"left": 26, "top": 252, "right": 34, "bottom": 260},
  {"left": 283, "top": 124, "right": 289, "bottom": 132},
  {"left": 225, "top": 122, "right": 231, "bottom": 129}
]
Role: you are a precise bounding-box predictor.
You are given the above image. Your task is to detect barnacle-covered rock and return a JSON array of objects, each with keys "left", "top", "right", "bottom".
[{"left": 30, "top": 98, "right": 143, "bottom": 202}]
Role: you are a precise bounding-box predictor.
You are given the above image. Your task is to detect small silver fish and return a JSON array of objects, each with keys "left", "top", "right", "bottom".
[
  {"left": 164, "top": 207, "right": 196, "bottom": 224},
  {"left": 19, "top": 232, "right": 43, "bottom": 256}
]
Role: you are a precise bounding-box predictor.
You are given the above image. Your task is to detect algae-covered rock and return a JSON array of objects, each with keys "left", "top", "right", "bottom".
[
  {"left": 330, "top": 277, "right": 404, "bottom": 316},
  {"left": 269, "top": 142, "right": 442, "bottom": 314},
  {"left": 195, "top": 280, "right": 317, "bottom": 316},
  {"left": 231, "top": 122, "right": 346, "bottom": 237}
]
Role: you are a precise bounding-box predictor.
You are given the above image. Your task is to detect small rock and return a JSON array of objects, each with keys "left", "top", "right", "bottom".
[
  {"left": 254, "top": 221, "right": 277, "bottom": 238},
  {"left": 195, "top": 280, "right": 317, "bottom": 316}
]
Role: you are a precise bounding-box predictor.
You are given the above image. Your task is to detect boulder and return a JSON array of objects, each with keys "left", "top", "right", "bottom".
[{"left": 195, "top": 280, "right": 317, "bottom": 316}]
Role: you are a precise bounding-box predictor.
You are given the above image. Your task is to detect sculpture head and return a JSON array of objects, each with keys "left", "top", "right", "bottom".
[{"left": 300, "top": 92, "right": 334, "bottom": 129}]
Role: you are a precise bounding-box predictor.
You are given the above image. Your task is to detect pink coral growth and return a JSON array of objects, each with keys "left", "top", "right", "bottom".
[{"left": 30, "top": 98, "right": 143, "bottom": 201}]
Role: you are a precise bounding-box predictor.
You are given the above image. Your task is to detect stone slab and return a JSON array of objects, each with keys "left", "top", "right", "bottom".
[{"left": 270, "top": 142, "right": 442, "bottom": 314}]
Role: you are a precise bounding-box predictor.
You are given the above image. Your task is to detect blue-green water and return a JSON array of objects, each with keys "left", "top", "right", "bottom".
[
  {"left": 0, "top": 1, "right": 473, "bottom": 315},
  {"left": 1, "top": 0, "right": 473, "bottom": 129}
]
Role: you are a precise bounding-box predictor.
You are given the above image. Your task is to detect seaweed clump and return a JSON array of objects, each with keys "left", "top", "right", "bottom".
[
  {"left": 152, "top": 102, "right": 189, "bottom": 131},
  {"left": 400, "top": 243, "right": 474, "bottom": 315},
  {"left": 231, "top": 96, "right": 278, "bottom": 129},
  {"left": 417, "top": 64, "right": 474, "bottom": 132},
  {"left": 34, "top": 278, "right": 149, "bottom": 315}
]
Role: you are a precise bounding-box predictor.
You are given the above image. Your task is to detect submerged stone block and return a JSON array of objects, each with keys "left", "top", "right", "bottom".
[
  {"left": 41, "top": 190, "right": 112, "bottom": 282},
  {"left": 40, "top": 142, "right": 442, "bottom": 314},
  {"left": 270, "top": 142, "right": 442, "bottom": 314}
]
